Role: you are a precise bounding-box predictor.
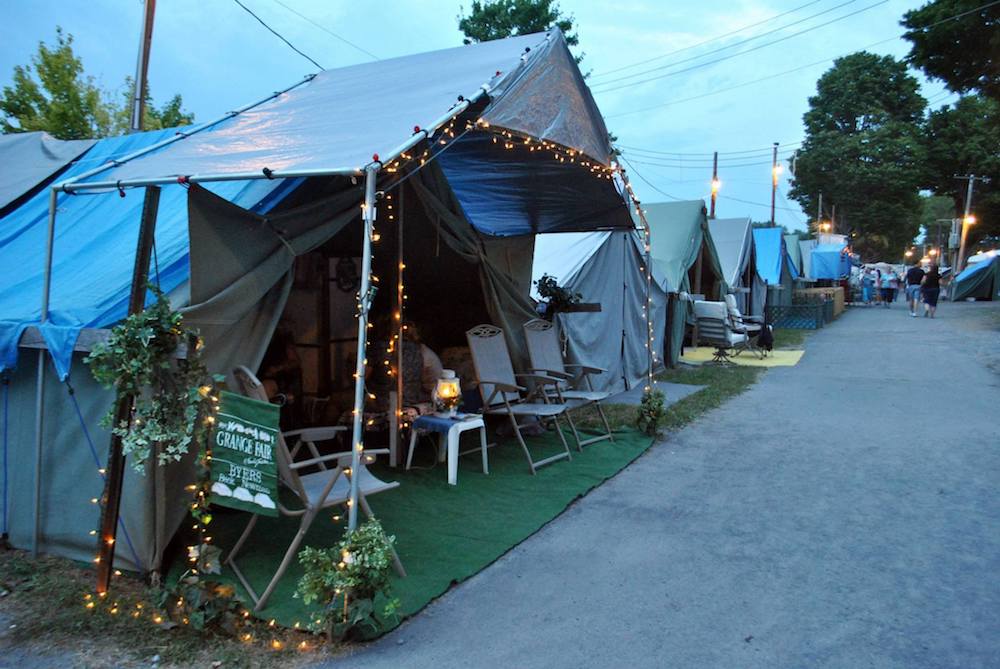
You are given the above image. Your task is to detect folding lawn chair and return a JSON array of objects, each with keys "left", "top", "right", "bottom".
[
  {"left": 466, "top": 324, "right": 574, "bottom": 474},
  {"left": 226, "top": 366, "right": 405, "bottom": 612},
  {"left": 523, "top": 318, "right": 614, "bottom": 448},
  {"left": 692, "top": 301, "right": 748, "bottom": 364}
]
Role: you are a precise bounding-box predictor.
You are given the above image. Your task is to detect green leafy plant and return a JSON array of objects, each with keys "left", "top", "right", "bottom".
[
  {"left": 534, "top": 273, "right": 581, "bottom": 319},
  {"left": 156, "top": 543, "right": 241, "bottom": 632},
  {"left": 296, "top": 520, "right": 400, "bottom": 641},
  {"left": 86, "top": 287, "right": 218, "bottom": 473},
  {"left": 635, "top": 388, "right": 667, "bottom": 437}
]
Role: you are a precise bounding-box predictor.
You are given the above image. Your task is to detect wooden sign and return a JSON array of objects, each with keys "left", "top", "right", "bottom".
[{"left": 209, "top": 391, "right": 280, "bottom": 517}]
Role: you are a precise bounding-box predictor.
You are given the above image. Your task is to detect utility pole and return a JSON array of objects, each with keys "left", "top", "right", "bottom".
[
  {"left": 816, "top": 192, "right": 823, "bottom": 234},
  {"left": 130, "top": 0, "right": 156, "bottom": 132},
  {"left": 955, "top": 174, "right": 991, "bottom": 273},
  {"left": 830, "top": 204, "right": 836, "bottom": 234},
  {"left": 709, "top": 151, "right": 719, "bottom": 218},
  {"left": 770, "top": 142, "right": 779, "bottom": 226}
]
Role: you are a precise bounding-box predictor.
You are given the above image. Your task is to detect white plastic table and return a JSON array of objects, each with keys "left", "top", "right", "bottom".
[{"left": 406, "top": 414, "right": 489, "bottom": 485}]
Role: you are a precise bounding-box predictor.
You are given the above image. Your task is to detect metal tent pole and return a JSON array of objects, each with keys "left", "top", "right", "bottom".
[
  {"left": 348, "top": 165, "right": 379, "bottom": 530},
  {"left": 32, "top": 188, "right": 59, "bottom": 556}
]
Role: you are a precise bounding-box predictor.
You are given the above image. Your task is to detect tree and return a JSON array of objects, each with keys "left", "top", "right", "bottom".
[
  {"left": 458, "top": 0, "right": 580, "bottom": 56},
  {"left": 901, "top": 0, "right": 1000, "bottom": 101},
  {"left": 1, "top": 27, "right": 194, "bottom": 139},
  {"left": 922, "top": 95, "right": 1000, "bottom": 242},
  {"left": 0, "top": 28, "right": 112, "bottom": 139},
  {"left": 108, "top": 79, "right": 195, "bottom": 136},
  {"left": 788, "top": 52, "right": 926, "bottom": 259}
]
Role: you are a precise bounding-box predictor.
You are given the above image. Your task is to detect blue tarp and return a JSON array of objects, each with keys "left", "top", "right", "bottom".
[
  {"left": 811, "top": 243, "right": 852, "bottom": 279},
  {"left": 752, "top": 227, "right": 792, "bottom": 284},
  {"left": 437, "top": 133, "right": 631, "bottom": 235},
  {"left": 0, "top": 129, "right": 297, "bottom": 379}
]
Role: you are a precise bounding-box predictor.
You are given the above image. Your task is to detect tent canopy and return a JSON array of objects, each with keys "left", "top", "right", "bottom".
[
  {"left": 0, "top": 128, "right": 297, "bottom": 377},
  {"left": 784, "top": 234, "right": 803, "bottom": 275},
  {"left": 0, "top": 131, "right": 95, "bottom": 213},
  {"left": 752, "top": 227, "right": 799, "bottom": 284},
  {"left": 708, "top": 217, "right": 753, "bottom": 288},
  {"left": 811, "top": 243, "right": 852, "bottom": 280},
  {"left": 952, "top": 254, "right": 1000, "bottom": 301},
  {"left": 644, "top": 200, "right": 719, "bottom": 293},
  {"left": 73, "top": 31, "right": 612, "bottom": 186}
]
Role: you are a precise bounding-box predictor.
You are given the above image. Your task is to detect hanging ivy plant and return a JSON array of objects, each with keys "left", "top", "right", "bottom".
[
  {"left": 86, "top": 287, "right": 220, "bottom": 473},
  {"left": 534, "top": 273, "right": 581, "bottom": 320}
]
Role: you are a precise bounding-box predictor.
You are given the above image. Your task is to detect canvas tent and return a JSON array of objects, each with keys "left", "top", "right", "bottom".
[
  {"left": 784, "top": 234, "right": 803, "bottom": 276},
  {"left": 0, "top": 30, "right": 647, "bottom": 573},
  {"left": 752, "top": 227, "right": 799, "bottom": 307},
  {"left": 531, "top": 230, "right": 667, "bottom": 392},
  {"left": 811, "top": 243, "right": 853, "bottom": 280},
  {"left": 952, "top": 253, "right": 1000, "bottom": 301},
  {"left": 644, "top": 200, "right": 725, "bottom": 366},
  {"left": 799, "top": 238, "right": 818, "bottom": 279},
  {"left": 0, "top": 131, "right": 96, "bottom": 216},
  {"left": 708, "top": 217, "right": 765, "bottom": 318}
]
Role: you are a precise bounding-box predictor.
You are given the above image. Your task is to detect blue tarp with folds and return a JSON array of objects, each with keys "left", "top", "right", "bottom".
[
  {"left": 811, "top": 243, "right": 852, "bottom": 279},
  {"left": 437, "top": 133, "right": 631, "bottom": 235},
  {"left": 752, "top": 227, "right": 798, "bottom": 284},
  {"left": 0, "top": 129, "right": 297, "bottom": 379}
]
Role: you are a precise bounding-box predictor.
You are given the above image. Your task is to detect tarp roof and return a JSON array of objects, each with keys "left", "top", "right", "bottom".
[
  {"left": 708, "top": 217, "right": 753, "bottom": 288},
  {"left": 74, "top": 30, "right": 613, "bottom": 186},
  {"left": 0, "top": 131, "right": 95, "bottom": 212},
  {"left": 784, "top": 234, "right": 803, "bottom": 274},
  {"left": 810, "top": 242, "right": 851, "bottom": 280},
  {"left": 0, "top": 128, "right": 295, "bottom": 377},
  {"left": 644, "top": 200, "right": 712, "bottom": 293},
  {"left": 752, "top": 227, "right": 799, "bottom": 284}
]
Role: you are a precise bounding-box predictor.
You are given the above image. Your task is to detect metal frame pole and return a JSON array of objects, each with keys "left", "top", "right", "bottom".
[
  {"left": 32, "top": 188, "right": 59, "bottom": 556},
  {"left": 348, "top": 165, "right": 379, "bottom": 530},
  {"left": 394, "top": 185, "right": 404, "bottom": 466},
  {"left": 129, "top": 0, "right": 156, "bottom": 132}
]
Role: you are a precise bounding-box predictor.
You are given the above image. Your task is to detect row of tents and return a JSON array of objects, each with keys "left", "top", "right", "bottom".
[{"left": 0, "top": 29, "right": 852, "bottom": 575}]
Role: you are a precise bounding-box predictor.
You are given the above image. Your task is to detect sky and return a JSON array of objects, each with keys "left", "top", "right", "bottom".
[{"left": 0, "top": 0, "right": 955, "bottom": 231}]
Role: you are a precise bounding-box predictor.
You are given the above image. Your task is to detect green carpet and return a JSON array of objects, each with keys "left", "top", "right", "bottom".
[{"left": 207, "top": 426, "right": 654, "bottom": 632}]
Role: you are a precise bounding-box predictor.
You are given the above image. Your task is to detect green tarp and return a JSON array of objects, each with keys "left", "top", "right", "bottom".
[
  {"left": 952, "top": 255, "right": 1000, "bottom": 301},
  {"left": 643, "top": 201, "right": 725, "bottom": 366}
]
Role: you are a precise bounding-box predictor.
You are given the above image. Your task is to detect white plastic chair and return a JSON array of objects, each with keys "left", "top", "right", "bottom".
[{"left": 692, "top": 301, "right": 749, "bottom": 364}]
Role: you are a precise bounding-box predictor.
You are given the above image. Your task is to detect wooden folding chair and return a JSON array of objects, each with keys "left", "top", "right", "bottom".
[
  {"left": 466, "top": 324, "right": 573, "bottom": 474},
  {"left": 523, "top": 318, "right": 614, "bottom": 449},
  {"left": 226, "top": 366, "right": 405, "bottom": 612}
]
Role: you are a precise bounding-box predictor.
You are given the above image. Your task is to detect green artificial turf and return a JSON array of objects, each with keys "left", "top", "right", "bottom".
[{"left": 206, "top": 426, "right": 654, "bottom": 632}]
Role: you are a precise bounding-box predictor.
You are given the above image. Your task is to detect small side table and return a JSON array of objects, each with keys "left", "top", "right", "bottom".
[{"left": 406, "top": 414, "right": 489, "bottom": 485}]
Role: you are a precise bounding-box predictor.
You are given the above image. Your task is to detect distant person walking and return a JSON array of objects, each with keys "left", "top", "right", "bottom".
[
  {"left": 879, "top": 270, "right": 895, "bottom": 307},
  {"left": 905, "top": 264, "right": 925, "bottom": 317},
  {"left": 922, "top": 264, "right": 941, "bottom": 318},
  {"left": 862, "top": 269, "right": 875, "bottom": 305}
]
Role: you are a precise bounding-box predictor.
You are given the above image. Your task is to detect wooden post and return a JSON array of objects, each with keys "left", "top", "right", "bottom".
[{"left": 96, "top": 185, "right": 160, "bottom": 593}]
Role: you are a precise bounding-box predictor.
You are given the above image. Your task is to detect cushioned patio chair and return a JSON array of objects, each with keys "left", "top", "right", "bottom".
[
  {"left": 227, "top": 366, "right": 405, "bottom": 612},
  {"left": 466, "top": 324, "right": 574, "bottom": 474},
  {"left": 523, "top": 318, "right": 614, "bottom": 449},
  {"left": 723, "top": 294, "right": 765, "bottom": 359},
  {"left": 692, "top": 301, "right": 749, "bottom": 364}
]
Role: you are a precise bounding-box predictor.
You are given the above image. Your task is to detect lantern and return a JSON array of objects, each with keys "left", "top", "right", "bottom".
[{"left": 433, "top": 369, "right": 461, "bottom": 417}]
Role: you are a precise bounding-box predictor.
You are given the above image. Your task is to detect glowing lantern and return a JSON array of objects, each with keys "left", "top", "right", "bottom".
[{"left": 433, "top": 369, "right": 461, "bottom": 417}]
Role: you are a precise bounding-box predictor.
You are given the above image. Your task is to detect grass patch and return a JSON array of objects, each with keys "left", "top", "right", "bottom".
[
  {"left": 772, "top": 327, "right": 811, "bottom": 349},
  {"left": 570, "top": 364, "right": 764, "bottom": 434},
  {"left": 0, "top": 548, "right": 325, "bottom": 668}
]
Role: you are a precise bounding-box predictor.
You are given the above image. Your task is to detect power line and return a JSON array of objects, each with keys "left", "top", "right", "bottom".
[
  {"left": 592, "top": 0, "right": 858, "bottom": 87},
  {"left": 603, "top": 0, "right": 1000, "bottom": 118},
  {"left": 591, "top": 0, "right": 825, "bottom": 80},
  {"left": 232, "top": 0, "right": 324, "bottom": 70},
  {"left": 617, "top": 141, "right": 803, "bottom": 158},
  {"left": 620, "top": 155, "right": 684, "bottom": 201},
  {"left": 719, "top": 194, "right": 807, "bottom": 216},
  {"left": 269, "top": 0, "right": 380, "bottom": 61},
  {"left": 626, "top": 157, "right": 787, "bottom": 170},
  {"left": 592, "top": 0, "right": 887, "bottom": 95},
  {"left": 620, "top": 145, "right": 801, "bottom": 163}
]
